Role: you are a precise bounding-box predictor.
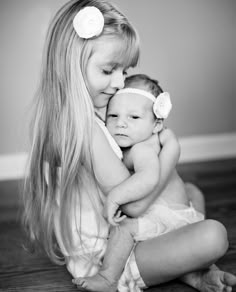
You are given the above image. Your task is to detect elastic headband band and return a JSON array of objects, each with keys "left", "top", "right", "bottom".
[
  {"left": 115, "top": 87, "right": 172, "bottom": 120},
  {"left": 115, "top": 88, "right": 156, "bottom": 103}
]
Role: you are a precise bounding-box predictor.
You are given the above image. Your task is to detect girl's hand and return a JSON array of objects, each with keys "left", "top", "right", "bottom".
[
  {"left": 142, "top": 132, "right": 160, "bottom": 149},
  {"left": 138, "top": 128, "right": 179, "bottom": 156}
]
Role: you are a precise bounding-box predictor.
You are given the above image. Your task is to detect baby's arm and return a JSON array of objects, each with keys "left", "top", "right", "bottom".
[
  {"left": 104, "top": 143, "right": 160, "bottom": 225},
  {"left": 122, "top": 128, "right": 180, "bottom": 217}
]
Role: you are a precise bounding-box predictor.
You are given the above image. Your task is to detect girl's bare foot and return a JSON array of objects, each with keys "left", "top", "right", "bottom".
[
  {"left": 182, "top": 266, "right": 236, "bottom": 292},
  {"left": 72, "top": 273, "right": 117, "bottom": 292}
]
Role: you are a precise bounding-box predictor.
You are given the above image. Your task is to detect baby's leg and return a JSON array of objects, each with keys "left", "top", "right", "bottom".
[
  {"left": 185, "top": 182, "right": 206, "bottom": 214},
  {"left": 135, "top": 219, "right": 236, "bottom": 291},
  {"left": 73, "top": 218, "right": 137, "bottom": 292}
]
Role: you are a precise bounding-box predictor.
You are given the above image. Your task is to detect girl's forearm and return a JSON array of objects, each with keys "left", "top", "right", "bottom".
[
  {"left": 157, "top": 128, "right": 180, "bottom": 192},
  {"left": 157, "top": 140, "right": 180, "bottom": 192}
]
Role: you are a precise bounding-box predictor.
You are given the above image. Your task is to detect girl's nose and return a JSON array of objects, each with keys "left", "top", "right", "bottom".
[{"left": 111, "top": 70, "right": 125, "bottom": 90}]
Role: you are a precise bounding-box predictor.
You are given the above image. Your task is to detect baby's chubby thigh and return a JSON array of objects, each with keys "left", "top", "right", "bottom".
[{"left": 134, "top": 212, "right": 167, "bottom": 242}]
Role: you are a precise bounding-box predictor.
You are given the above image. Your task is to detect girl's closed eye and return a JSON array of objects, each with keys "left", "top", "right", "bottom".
[
  {"left": 103, "top": 69, "right": 127, "bottom": 76},
  {"left": 103, "top": 69, "right": 113, "bottom": 75},
  {"left": 101, "top": 64, "right": 114, "bottom": 75}
]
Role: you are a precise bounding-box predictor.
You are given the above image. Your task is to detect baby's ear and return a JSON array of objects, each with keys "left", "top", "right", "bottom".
[{"left": 153, "top": 119, "right": 163, "bottom": 134}]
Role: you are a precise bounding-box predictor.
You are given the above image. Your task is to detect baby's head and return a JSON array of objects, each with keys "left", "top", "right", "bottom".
[{"left": 106, "top": 74, "right": 172, "bottom": 148}]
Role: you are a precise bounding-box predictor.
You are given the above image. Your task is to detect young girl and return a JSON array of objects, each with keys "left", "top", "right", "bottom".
[{"left": 22, "top": 1, "right": 236, "bottom": 291}]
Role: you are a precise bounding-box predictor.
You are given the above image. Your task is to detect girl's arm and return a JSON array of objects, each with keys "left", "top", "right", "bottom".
[
  {"left": 122, "top": 128, "right": 180, "bottom": 217},
  {"left": 92, "top": 122, "right": 130, "bottom": 194}
]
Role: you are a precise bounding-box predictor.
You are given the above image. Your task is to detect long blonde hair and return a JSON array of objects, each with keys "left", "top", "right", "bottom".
[{"left": 22, "top": 0, "right": 139, "bottom": 264}]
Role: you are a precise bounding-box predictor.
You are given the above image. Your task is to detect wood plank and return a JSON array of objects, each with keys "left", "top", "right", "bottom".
[{"left": 0, "top": 158, "right": 236, "bottom": 291}]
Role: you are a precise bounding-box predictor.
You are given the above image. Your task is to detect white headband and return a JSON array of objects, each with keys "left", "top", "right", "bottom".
[
  {"left": 116, "top": 88, "right": 157, "bottom": 103},
  {"left": 115, "top": 88, "right": 172, "bottom": 119}
]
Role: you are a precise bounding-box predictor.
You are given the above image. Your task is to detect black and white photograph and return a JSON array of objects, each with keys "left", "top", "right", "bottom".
[{"left": 0, "top": 0, "right": 236, "bottom": 291}]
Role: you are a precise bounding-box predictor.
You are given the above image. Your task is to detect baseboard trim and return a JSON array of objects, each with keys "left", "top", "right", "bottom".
[
  {"left": 179, "top": 132, "right": 236, "bottom": 163},
  {"left": 0, "top": 133, "right": 235, "bottom": 180},
  {"left": 0, "top": 153, "right": 28, "bottom": 181}
]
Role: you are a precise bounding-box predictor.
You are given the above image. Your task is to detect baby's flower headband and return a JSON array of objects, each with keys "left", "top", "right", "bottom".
[
  {"left": 116, "top": 88, "right": 172, "bottom": 119},
  {"left": 73, "top": 6, "right": 104, "bottom": 39}
]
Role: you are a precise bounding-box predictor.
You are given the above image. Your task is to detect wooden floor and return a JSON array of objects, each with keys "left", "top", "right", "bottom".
[{"left": 0, "top": 158, "right": 236, "bottom": 292}]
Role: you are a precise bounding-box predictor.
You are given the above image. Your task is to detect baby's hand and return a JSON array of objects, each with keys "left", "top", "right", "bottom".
[{"left": 103, "top": 197, "right": 126, "bottom": 226}]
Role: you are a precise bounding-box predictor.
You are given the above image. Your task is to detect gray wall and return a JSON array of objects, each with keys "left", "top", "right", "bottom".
[
  {"left": 0, "top": 0, "right": 235, "bottom": 154},
  {"left": 233, "top": 0, "right": 236, "bottom": 128}
]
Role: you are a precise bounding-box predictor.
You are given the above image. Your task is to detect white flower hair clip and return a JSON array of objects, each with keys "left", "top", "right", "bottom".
[
  {"left": 73, "top": 6, "right": 104, "bottom": 39},
  {"left": 115, "top": 88, "right": 172, "bottom": 119},
  {"left": 153, "top": 92, "right": 172, "bottom": 119}
]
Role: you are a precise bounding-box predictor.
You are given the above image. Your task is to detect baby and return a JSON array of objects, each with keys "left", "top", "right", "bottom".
[
  {"left": 74, "top": 74, "right": 205, "bottom": 291},
  {"left": 105, "top": 74, "right": 204, "bottom": 228}
]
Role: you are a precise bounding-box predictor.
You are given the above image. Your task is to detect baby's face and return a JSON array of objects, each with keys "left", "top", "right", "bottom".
[{"left": 106, "top": 92, "right": 156, "bottom": 148}]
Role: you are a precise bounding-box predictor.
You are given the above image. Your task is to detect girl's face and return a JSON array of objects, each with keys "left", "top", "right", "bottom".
[
  {"left": 86, "top": 38, "right": 128, "bottom": 109},
  {"left": 106, "top": 93, "right": 159, "bottom": 148}
]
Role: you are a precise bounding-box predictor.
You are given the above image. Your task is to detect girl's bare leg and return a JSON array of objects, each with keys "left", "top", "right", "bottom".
[
  {"left": 135, "top": 219, "right": 236, "bottom": 291},
  {"left": 73, "top": 219, "right": 137, "bottom": 292}
]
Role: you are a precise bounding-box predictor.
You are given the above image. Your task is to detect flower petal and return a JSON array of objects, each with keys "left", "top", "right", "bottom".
[
  {"left": 153, "top": 92, "right": 172, "bottom": 119},
  {"left": 73, "top": 6, "right": 104, "bottom": 39}
]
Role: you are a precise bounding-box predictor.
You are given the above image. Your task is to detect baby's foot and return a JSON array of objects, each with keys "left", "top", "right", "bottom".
[
  {"left": 190, "top": 268, "right": 236, "bottom": 292},
  {"left": 72, "top": 273, "right": 117, "bottom": 292}
]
